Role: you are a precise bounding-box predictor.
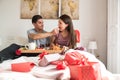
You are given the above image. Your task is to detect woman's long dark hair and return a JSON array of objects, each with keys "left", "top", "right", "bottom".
[{"left": 59, "top": 14, "right": 76, "bottom": 48}]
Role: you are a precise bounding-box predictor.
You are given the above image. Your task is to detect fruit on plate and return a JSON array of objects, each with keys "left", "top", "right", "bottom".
[{"left": 50, "top": 44, "right": 62, "bottom": 50}]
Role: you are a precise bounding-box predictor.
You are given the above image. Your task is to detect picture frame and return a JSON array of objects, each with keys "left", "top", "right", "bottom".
[
  {"left": 40, "top": 0, "right": 59, "bottom": 19},
  {"left": 21, "top": 0, "right": 39, "bottom": 19},
  {"left": 20, "top": 0, "right": 79, "bottom": 19},
  {"left": 61, "top": 0, "right": 79, "bottom": 20}
]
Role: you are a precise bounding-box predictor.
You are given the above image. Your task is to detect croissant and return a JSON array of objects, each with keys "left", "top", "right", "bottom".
[{"left": 50, "top": 44, "right": 62, "bottom": 50}]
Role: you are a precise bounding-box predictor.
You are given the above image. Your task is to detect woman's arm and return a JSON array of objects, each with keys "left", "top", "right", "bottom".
[{"left": 49, "top": 36, "right": 56, "bottom": 49}]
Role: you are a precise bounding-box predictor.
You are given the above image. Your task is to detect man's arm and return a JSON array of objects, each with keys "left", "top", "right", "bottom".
[
  {"left": 28, "top": 32, "right": 53, "bottom": 40},
  {"left": 28, "top": 29, "right": 59, "bottom": 40}
]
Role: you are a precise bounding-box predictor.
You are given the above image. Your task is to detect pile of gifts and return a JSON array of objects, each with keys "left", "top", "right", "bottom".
[
  {"left": 38, "top": 51, "right": 102, "bottom": 80},
  {"left": 12, "top": 50, "right": 102, "bottom": 80}
]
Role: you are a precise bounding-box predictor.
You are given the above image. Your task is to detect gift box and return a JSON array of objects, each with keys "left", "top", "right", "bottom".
[
  {"left": 65, "top": 51, "right": 88, "bottom": 65},
  {"left": 39, "top": 53, "right": 61, "bottom": 66},
  {"left": 11, "top": 62, "right": 35, "bottom": 72},
  {"left": 69, "top": 62, "right": 101, "bottom": 80}
]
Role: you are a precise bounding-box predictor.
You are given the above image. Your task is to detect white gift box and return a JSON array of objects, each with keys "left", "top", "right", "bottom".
[{"left": 39, "top": 53, "right": 61, "bottom": 66}]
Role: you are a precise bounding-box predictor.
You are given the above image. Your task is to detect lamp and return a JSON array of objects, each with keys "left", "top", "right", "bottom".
[{"left": 88, "top": 41, "right": 97, "bottom": 55}]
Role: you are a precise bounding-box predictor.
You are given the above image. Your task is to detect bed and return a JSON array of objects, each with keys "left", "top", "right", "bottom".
[{"left": 0, "top": 49, "right": 118, "bottom": 80}]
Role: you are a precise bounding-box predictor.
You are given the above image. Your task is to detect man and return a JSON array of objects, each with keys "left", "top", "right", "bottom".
[
  {"left": 0, "top": 15, "right": 58, "bottom": 63},
  {"left": 27, "top": 15, "right": 58, "bottom": 48}
]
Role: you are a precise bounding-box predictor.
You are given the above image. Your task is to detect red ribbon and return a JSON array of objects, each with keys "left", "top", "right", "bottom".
[
  {"left": 15, "top": 49, "right": 21, "bottom": 55},
  {"left": 56, "top": 61, "right": 66, "bottom": 70},
  {"left": 38, "top": 51, "right": 48, "bottom": 60}
]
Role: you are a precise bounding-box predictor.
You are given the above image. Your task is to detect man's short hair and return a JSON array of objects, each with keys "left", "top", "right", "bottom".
[{"left": 32, "top": 15, "right": 42, "bottom": 23}]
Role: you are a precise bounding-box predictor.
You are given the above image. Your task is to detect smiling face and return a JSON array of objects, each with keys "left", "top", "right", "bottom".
[
  {"left": 58, "top": 19, "right": 68, "bottom": 32},
  {"left": 33, "top": 19, "right": 44, "bottom": 31}
]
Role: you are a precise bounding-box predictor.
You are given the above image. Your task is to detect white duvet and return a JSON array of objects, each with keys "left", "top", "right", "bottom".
[
  {"left": 0, "top": 49, "right": 117, "bottom": 80},
  {"left": 0, "top": 55, "right": 70, "bottom": 80}
]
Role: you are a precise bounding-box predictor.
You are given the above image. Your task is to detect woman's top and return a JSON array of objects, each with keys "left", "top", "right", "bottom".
[{"left": 54, "top": 32, "right": 71, "bottom": 47}]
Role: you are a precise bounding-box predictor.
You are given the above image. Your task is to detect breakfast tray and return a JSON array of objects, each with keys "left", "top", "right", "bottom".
[{"left": 19, "top": 48, "right": 62, "bottom": 54}]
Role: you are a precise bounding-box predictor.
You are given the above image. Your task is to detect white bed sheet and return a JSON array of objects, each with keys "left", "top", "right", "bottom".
[
  {"left": 0, "top": 49, "right": 119, "bottom": 80},
  {"left": 0, "top": 56, "right": 70, "bottom": 80}
]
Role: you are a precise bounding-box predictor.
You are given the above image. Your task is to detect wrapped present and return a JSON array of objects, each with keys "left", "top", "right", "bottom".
[
  {"left": 11, "top": 62, "right": 35, "bottom": 72},
  {"left": 51, "top": 60, "right": 68, "bottom": 70},
  {"left": 69, "top": 62, "right": 101, "bottom": 80},
  {"left": 51, "top": 51, "right": 88, "bottom": 70},
  {"left": 56, "top": 61, "right": 67, "bottom": 70},
  {"left": 39, "top": 53, "right": 61, "bottom": 66},
  {"left": 64, "top": 51, "right": 88, "bottom": 65}
]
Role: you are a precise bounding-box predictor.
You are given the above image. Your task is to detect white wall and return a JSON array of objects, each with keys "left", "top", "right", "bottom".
[{"left": 0, "top": 0, "right": 107, "bottom": 65}]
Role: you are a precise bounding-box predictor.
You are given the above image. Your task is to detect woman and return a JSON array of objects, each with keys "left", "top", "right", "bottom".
[{"left": 51, "top": 14, "right": 76, "bottom": 49}]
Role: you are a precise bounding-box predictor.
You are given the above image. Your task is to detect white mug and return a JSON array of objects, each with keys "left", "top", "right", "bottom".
[{"left": 25, "top": 42, "right": 36, "bottom": 50}]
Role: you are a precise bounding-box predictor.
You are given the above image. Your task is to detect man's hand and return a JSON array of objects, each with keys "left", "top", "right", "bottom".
[{"left": 51, "top": 28, "right": 59, "bottom": 35}]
